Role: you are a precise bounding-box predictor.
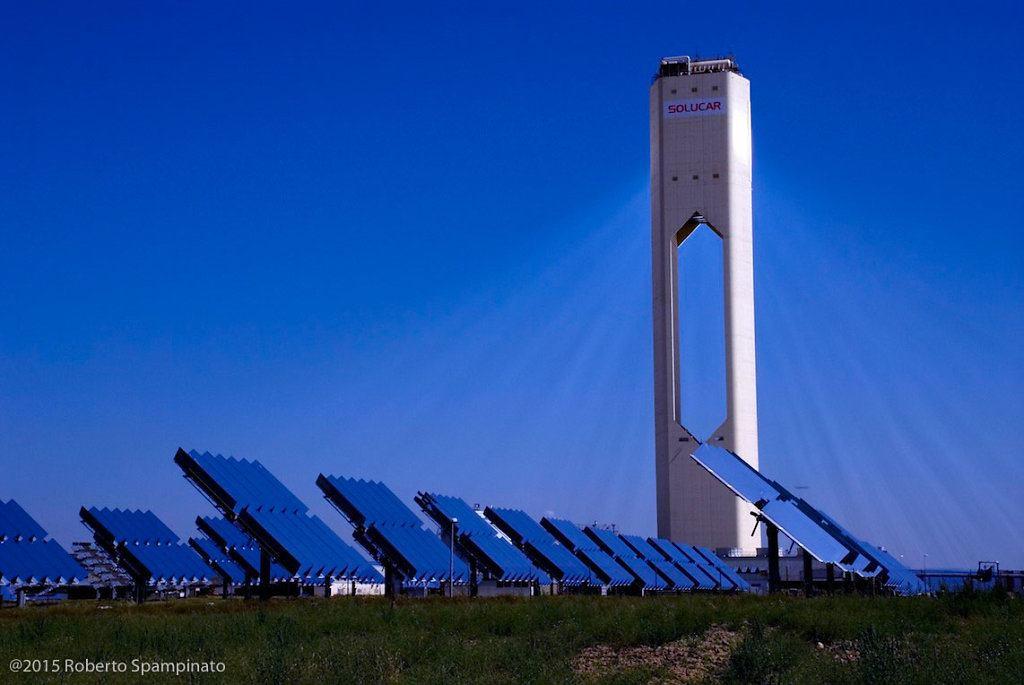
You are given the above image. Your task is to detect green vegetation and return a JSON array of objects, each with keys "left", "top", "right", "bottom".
[{"left": 1, "top": 591, "right": 1021, "bottom": 683}]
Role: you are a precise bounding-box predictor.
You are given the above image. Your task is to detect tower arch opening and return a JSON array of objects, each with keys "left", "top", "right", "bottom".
[{"left": 676, "top": 222, "right": 727, "bottom": 443}]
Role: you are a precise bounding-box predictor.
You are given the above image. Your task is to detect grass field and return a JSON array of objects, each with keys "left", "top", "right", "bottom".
[{"left": 1, "top": 590, "right": 1022, "bottom": 683}]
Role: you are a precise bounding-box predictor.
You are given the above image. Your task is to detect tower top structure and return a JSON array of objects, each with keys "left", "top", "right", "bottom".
[{"left": 655, "top": 56, "right": 740, "bottom": 79}]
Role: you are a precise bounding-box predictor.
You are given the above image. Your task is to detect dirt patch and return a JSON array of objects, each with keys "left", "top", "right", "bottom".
[
  {"left": 573, "top": 624, "right": 743, "bottom": 683},
  {"left": 816, "top": 639, "right": 860, "bottom": 663}
]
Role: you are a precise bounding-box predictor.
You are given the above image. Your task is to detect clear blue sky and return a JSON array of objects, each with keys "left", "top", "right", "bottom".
[{"left": 2, "top": 2, "right": 1021, "bottom": 570}]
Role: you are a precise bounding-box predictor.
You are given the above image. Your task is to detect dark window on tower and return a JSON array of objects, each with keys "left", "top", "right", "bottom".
[
  {"left": 712, "top": 85, "right": 719, "bottom": 91},
  {"left": 692, "top": 175, "right": 699, "bottom": 180},
  {"left": 691, "top": 87, "right": 698, "bottom": 93}
]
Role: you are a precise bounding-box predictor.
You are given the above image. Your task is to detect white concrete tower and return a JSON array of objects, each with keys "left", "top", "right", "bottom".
[{"left": 651, "top": 56, "right": 759, "bottom": 553}]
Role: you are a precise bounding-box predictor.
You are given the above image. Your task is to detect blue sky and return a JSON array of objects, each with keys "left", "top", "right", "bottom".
[{"left": 2, "top": 2, "right": 1021, "bottom": 569}]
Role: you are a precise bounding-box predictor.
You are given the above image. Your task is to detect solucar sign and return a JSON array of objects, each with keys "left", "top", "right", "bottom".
[{"left": 664, "top": 98, "right": 725, "bottom": 118}]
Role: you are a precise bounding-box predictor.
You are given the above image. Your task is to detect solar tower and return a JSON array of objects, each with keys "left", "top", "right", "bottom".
[{"left": 650, "top": 56, "right": 759, "bottom": 553}]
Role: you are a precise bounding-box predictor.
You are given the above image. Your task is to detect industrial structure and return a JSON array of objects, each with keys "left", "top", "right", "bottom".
[
  {"left": 0, "top": 500, "right": 86, "bottom": 606},
  {"left": 648, "top": 56, "right": 928, "bottom": 596},
  {"left": 0, "top": 440, "right": 965, "bottom": 603},
  {"left": 650, "top": 56, "right": 759, "bottom": 552},
  {"left": 6, "top": 54, "right": 991, "bottom": 608}
]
